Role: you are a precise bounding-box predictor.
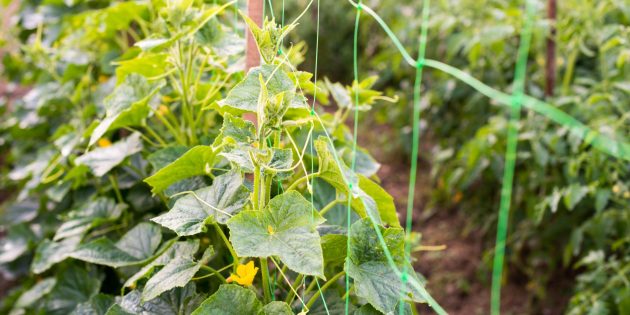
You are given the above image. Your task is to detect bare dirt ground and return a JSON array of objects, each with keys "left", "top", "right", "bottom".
[{"left": 361, "top": 121, "right": 569, "bottom": 315}]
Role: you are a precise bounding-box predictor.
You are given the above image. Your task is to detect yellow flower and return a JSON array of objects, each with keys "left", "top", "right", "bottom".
[
  {"left": 226, "top": 261, "right": 258, "bottom": 286},
  {"left": 612, "top": 184, "right": 621, "bottom": 194},
  {"left": 157, "top": 105, "right": 169, "bottom": 116},
  {"left": 97, "top": 138, "right": 112, "bottom": 147},
  {"left": 452, "top": 191, "right": 463, "bottom": 204},
  {"left": 98, "top": 75, "right": 109, "bottom": 83},
  {"left": 161, "top": 95, "right": 173, "bottom": 103},
  {"left": 267, "top": 225, "right": 275, "bottom": 235}
]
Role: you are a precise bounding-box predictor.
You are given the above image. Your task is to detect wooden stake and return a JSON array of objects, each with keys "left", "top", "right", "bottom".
[
  {"left": 545, "top": 0, "right": 557, "bottom": 97},
  {"left": 246, "top": 0, "right": 263, "bottom": 71}
]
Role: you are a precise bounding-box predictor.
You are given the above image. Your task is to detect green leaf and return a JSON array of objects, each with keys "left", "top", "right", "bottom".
[
  {"left": 55, "top": 132, "right": 81, "bottom": 158},
  {"left": 0, "top": 198, "right": 39, "bottom": 225},
  {"left": 321, "top": 234, "right": 348, "bottom": 267},
  {"left": 46, "top": 181, "right": 72, "bottom": 203},
  {"left": 354, "top": 303, "right": 412, "bottom": 315},
  {"left": 191, "top": 284, "right": 262, "bottom": 315},
  {"left": 32, "top": 236, "right": 81, "bottom": 274},
  {"left": 147, "top": 146, "right": 189, "bottom": 169},
  {"left": 358, "top": 176, "right": 399, "bottom": 227},
  {"left": 595, "top": 189, "right": 611, "bottom": 212},
  {"left": 265, "top": 148, "right": 293, "bottom": 174},
  {"left": 0, "top": 224, "right": 35, "bottom": 264},
  {"left": 70, "top": 238, "right": 143, "bottom": 267},
  {"left": 152, "top": 171, "right": 249, "bottom": 236},
  {"left": 142, "top": 247, "right": 213, "bottom": 302},
  {"left": 134, "top": 38, "right": 169, "bottom": 51},
  {"left": 70, "top": 294, "right": 115, "bottom": 315},
  {"left": 214, "top": 113, "right": 256, "bottom": 145},
  {"left": 227, "top": 191, "right": 325, "bottom": 277},
  {"left": 70, "top": 223, "right": 161, "bottom": 267},
  {"left": 13, "top": 278, "right": 57, "bottom": 309},
  {"left": 76, "top": 133, "right": 143, "bottom": 177},
  {"left": 220, "top": 146, "right": 292, "bottom": 175},
  {"left": 145, "top": 146, "right": 216, "bottom": 194},
  {"left": 54, "top": 197, "right": 126, "bottom": 241},
  {"left": 117, "top": 222, "right": 163, "bottom": 258},
  {"left": 219, "top": 146, "right": 255, "bottom": 172},
  {"left": 547, "top": 188, "right": 563, "bottom": 214},
  {"left": 340, "top": 147, "right": 381, "bottom": 178},
  {"left": 346, "top": 218, "right": 425, "bottom": 314},
  {"left": 324, "top": 78, "right": 351, "bottom": 109},
  {"left": 315, "top": 137, "right": 399, "bottom": 227},
  {"left": 259, "top": 301, "right": 294, "bottom": 315},
  {"left": 309, "top": 292, "right": 351, "bottom": 315},
  {"left": 146, "top": 145, "right": 207, "bottom": 196},
  {"left": 124, "top": 239, "right": 200, "bottom": 289},
  {"left": 115, "top": 53, "right": 170, "bottom": 83},
  {"left": 147, "top": 2, "right": 235, "bottom": 52},
  {"left": 354, "top": 304, "right": 381, "bottom": 315},
  {"left": 89, "top": 74, "right": 164, "bottom": 146},
  {"left": 195, "top": 19, "right": 243, "bottom": 56},
  {"left": 45, "top": 266, "right": 103, "bottom": 315},
  {"left": 241, "top": 15, "right": 295, "bottom": 64},
  {"left": 619, "top": 289, "right": 630, "bottom": 315},
  {"left": 105, "top": 303, "right": 135, "bottom": 315},
  {"left": 218, "top": 65, "right": 305, "bottom": 113},
  {"left": 563, "top": 184, "right": 590, "bottom": 210},
  {"left": 108, "top": 283, "right": 204, "bottom": 315},
  {"left": 76, "top": 2, "right": 148, "bottom": 37}
]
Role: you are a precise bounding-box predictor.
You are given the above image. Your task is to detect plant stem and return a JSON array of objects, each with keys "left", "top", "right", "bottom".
[
  {"left": 154, "top": 113, "right": 186, "bottom": 145},
  {"left": 192, "top": 263, "right": 234, "bottom": 280},
  {"left": 108, "top": 175, "right": 124, "bottom": 203},
  {"left": 200, "top": 265, "right": 228, "bottom": 283},
  {"left": 305, "top": 271, "right": 346, "bottom": 309},
  {"left": 319, "top": 199, "right": 344, "bottom": 216},
  {"left": 213, "top": 223, "right": 239, "bottom": 271},
  {"left": 260, "top": 258, "right": 272, "bottom": 303},
  {"left": 273, "top": 130, "right": 281, "bottom": 146},
  {"left": 265, "top": 174, "right": 273, "bottom": 204},
  {"left": 256, "top": 131, "right": 273, "bottom": 303},
  {"left": 253, "top": 164, "right": 261, "bottom": 210},
  {"left": 258, "top": 135, "right": 268, "bottom": 209},
  {"left": 286, "top": 172, "right": 319, "bottom": 192},
  {"left": 144, "top": 124, "right": 169, "bottom": 147},
  {"left": 124, "top": 127, "right": 161, "bottom": 147},
  {"left": 341, "top": 284, "right": 353, "bottom": 301},
  {"left": 561, "top": 50, "right": 578, "bottom": 95},
  {"left": 89, "top": 223, "right": 126, "bottom": 238},
  {"left": 285, "top": 274, "right": 304, "bottom": 304}
]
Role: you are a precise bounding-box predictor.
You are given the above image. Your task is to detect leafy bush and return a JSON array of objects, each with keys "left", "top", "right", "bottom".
[
  {"left": 424, "top": 3, "right": 630, "bottom": 312},
  {"left": 0, "top": 1, "right": 436, "bottom": 314}
]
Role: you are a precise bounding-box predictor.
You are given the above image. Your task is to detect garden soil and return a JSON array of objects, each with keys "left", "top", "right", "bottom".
[{"left": 362, "top": 121, "right": 570, "bottom": 315}]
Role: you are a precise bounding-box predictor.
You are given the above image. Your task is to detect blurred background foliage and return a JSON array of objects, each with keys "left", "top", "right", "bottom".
[{"left": 279, "top": 0, "right": 630, "bottom": 313}]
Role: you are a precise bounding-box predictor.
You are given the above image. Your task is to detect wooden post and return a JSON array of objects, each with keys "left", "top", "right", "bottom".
[
  {"left": 244, "top": 0, "right": 263, "bottom": 124},
  {"left": 246, "top": 0, "right": 263, "bottom": 71},
  {"left": 545, "top": 0, "right": 556, "bottom": 97}
]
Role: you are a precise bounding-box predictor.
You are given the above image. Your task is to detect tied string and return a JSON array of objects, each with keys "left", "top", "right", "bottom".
[
  {"left": 491, "top": 1, "right": 536, "bottom": 314},
  {"left": 400, "top": 0, "right": 431, "bottom": 315}
]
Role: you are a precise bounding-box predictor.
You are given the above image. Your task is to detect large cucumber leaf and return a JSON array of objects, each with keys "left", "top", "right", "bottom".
[{"left": 227, "top": 191, "right": 325, "bottom": 278}]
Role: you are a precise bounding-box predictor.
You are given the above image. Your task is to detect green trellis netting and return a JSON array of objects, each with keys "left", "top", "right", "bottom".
[{"left": 259, "top": 0, "right": 630, "bottom": 314}]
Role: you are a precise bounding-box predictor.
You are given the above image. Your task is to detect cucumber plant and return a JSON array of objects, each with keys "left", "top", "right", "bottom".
[{"left": 0, "top": 1, "right": 434, "bottom": 314}]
